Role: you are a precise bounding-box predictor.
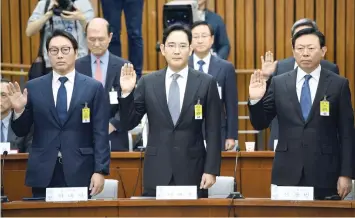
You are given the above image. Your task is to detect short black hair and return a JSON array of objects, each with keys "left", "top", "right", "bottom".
[
  {"left": 162, "top": 24, "right": 192, "bottom": 45},
  {"left": 191, "top": 21, "right": 214, "bottom": 36},
  {"left": 85, "top": 20, "right": 111, "bottom": 35},
  {"left": 0, "top": 78, "right": 10, "bottom": 83},
  {"left": 45, "top": 29, "right": 78, "bottom": 51},
  {"left": 292, "top": 28, "right": 325, "bottom": 48},
  {"left": 291, "top": 18, "right": 318, "bottom": 36}
]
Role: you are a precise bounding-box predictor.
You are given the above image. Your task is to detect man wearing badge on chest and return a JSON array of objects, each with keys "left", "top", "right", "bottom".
[
  {"left": 7, "top": 29, "right": 110, "bottom": 198},
  {"left": 118, "top": 24, "right": 222, "bottom": 198},
  {"left": 248, "top": 28, "right": 354, "bottom": 200}
]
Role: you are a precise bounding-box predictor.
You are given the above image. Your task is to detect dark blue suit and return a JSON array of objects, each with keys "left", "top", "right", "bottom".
[
  {"left": 189, "top": 55, "right": 238, "bottom": 149},
  {"left": 205, "top": 10, "right": 230, "bottom": 60},
  {"left": 268, "top": 57, "right": 339, "bottom": 149},
  {"left": 11, "top": 72, "right": 110, "bottom": 190},
  {"left": 76, "top": 53, "right": 129, "bottom": 151}
]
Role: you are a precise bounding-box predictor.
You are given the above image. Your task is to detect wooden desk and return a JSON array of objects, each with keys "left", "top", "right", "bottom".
[
  {"left": 2, "top": 199, "right": 354, "bottom": 217},
  {"left": 2, "top": 151, "right": 274, "bottom": 201}
]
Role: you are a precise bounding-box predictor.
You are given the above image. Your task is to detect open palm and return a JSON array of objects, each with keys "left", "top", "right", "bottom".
[
  {"left": 261, "top": 51, "right": 278, "bottom": 79},
  {"left": 249, "top": 70, "right": 267, "bottom": 100},
  {"left": 120, "top": 63, "right": 137, "bottom": 94},
  {"left": 7, "top": 82, "right": 27, "bottom": 112}
]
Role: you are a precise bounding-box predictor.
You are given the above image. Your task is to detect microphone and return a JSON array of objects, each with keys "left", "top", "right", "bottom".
[
  {"left": 1, "top": 150, "right": 9, "bottom": 202},
  {"left": 227, "top": 146, "right": 243, "bottom": 199}
]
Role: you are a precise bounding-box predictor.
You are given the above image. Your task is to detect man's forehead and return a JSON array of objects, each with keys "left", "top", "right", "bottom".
[{"left": 166, "top": 31, "right": 189, "bottom": 43}]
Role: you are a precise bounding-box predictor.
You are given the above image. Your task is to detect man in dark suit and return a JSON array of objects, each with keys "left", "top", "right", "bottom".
[
  {"left": 7, "top": 30, "right": 110, "bottom": 198},
  {"left": 260, "top": 18, "right": 339, "bottom": 149},
  {"left": 248, "top": 28, "right": 354, "bottom": 199},
  {"left": 0, "top": 79, "right": 33, "bottom": 153},
  {"left": 76, "top": 18, "right": 129, "bottom": 151},
  {"left": 189, "top": 21, "right": 238, "bottom": 151},
  {"left": 197, "top": 0, "right": 230, "bottom": 59},
  {"left": 118, "top": 24, "right": 222, "bottom": 198}
]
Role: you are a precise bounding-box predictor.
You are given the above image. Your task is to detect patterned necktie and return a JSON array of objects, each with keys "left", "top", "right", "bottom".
[
  {"left": 197, "top": 60, "right": 205, "bottom": 73},
  {"left": 95, "top": 58, "right": 103, "bottom": 85},
  {"left": 168, "top": 74, "right": 180, "bottom": 125},
  {"left": 300, "top": 74, "right": 312, "bottom": 120},
  {"left": 56, "top": 77, "right": 68, "bottom": 125},
  {"left": 0, "top": 121, "right": 5, "bottom": 142}
]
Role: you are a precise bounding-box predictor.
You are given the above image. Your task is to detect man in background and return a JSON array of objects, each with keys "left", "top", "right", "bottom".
[
  {"left": 76, "top": 18, "right": 129, "bottom": 151},
  {"left": 189, "top": 21, "right": 238, "bottom": 151}
]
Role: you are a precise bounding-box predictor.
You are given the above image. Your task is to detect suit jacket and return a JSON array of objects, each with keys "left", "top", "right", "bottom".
[
  {"left": 249, "top": 68, "right": 354, "bottom": 188},
  {"left": 7, "top": 113, "right": 33, "bottom": 153},
  {"left": 75, "top": 53, "right": 129, "bottom": 151},
  {"left": 205, "top": 10, "right": 230, "bottom": 60},
  {"left": 11, "top": 72, "right": 111, "bottom": 188},
  {"left": 189, "top": 55, "right": 238, "bottom": 148},
  {"left": 118, "top": 68, "right": 222, "bottom": 195},
  {"left": 268, "top": 57, "right": 340, "bottom": 149}
]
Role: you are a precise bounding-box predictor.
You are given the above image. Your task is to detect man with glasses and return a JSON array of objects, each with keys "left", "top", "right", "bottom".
[
  {"left": 189, "top": 21, "right": 238, "bottom": 151},
  {"left": 0, "top": 79, "right": 33, "bottom": 153},
  {"left": 118, "top": 24, "right": 222, "bottom": 198},
  {"left": 7, "top": 29, "right": 110, "bottom": 198},
  {"left": 76, "top": 18, "right": 129, "bottom": 151}
]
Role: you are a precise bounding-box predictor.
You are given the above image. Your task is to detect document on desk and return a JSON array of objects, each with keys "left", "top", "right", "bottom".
[
  {"left": 156, "top": 186, "right": 197, "bottom": 200},
  {"left": 271, "top": 185, "right": 314, "bottom": 201},
  {"left": 45, "top": 187, "right": 88, "bottom": 202}
]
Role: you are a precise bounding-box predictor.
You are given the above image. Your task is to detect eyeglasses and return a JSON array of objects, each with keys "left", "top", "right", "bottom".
[
  {"left": 48, "top": 47, "right": 73, "bottom": 56},
  {"left": 164, "top": 43, "right": 189, "bottom": 50}
]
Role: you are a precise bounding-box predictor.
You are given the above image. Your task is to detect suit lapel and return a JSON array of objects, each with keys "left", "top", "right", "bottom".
[
  {"left": 40, "top": 73, "right": 61, "bottom": 126},
  {"left": 188, "top": 56, "right": 194, "bottom": 68},
  {"left": 175, "top": 69, "right": 202, "bottom": 127},
  {"left": 208, "top": 55, "right": 221, "bottom": 78},
  {"left": 305, "top": 69, "right": 331, "bottom": 124},
  {"left": 285, "top": 69, "right": 304, "bottom": 122},
  {"left": 63, "top": 72, "right": 87, "bottom": 126},
  {"left": 105, "top": 54, "right": 117, "bottom": 92},
  {"left": 79, "top": 55, "right": 92, "bottom": 77},
  {"left": 153, "top": 69, "right": 174, "bottom": 127}
]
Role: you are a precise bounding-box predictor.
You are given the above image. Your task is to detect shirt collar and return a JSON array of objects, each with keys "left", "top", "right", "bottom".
[
  {"left": 1, "top": 111, "right": 12, "bottom": 129},
  {"left": 296, "top": 64, "right": 321, "bottom": 83},
  {"left": 166, "top": 65, "right": 189, "bottom": 79},
  {"left": 52, "top": 69, "right": 76, "bottom": 84},
  {"left": 193, "top": 52, "right": 211, "bottom": 68},
  {"left": 91, "top": 50, "right": 110, "bottom": 65}
]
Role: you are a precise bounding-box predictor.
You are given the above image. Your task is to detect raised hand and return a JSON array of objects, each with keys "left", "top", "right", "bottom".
[
  {"left": 120, "top": 63, "right": 137, "bottom": 94},
  {"left": 260, "top": 51, "right": 278, "bottom": 80},
  {"left": 249, "top": 70, "right": 267, "bottom": 100},
  {"left": 7, "top": 82, "right": 27, "bottom": 113}
]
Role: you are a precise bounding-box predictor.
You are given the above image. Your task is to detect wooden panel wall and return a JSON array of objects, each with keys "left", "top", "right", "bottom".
[{"left": 1, "top": 0, "right": 355, "bottom": 150}]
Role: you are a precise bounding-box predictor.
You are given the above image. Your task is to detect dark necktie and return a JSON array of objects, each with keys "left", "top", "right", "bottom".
[
  {"left": 56, "top": 77, "right": 69, "bottom": 125},
  {"left": 300, "top": 74, "right": 312, "bottom": 120},
  {"left": 197, "top": 60, "right": 205, "bottom": 73}
]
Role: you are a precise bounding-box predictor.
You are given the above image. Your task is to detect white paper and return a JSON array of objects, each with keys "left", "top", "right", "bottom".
[
  {"left": 217, "top": 86, "right": 222, "bottom": 99},
  {"left": 109, "top": 91, "right": 118, "bottom": 105},
  {"left": 46, "top": 187, "right": 88, "bottom": 202},
  {"left": 271, "top": 185, "right": 314, "bottom": 201},
  {"left": 156, "top": 186, "right": 197, "bottom": 200},
  {"left": 0, "top": 143, "right": 11, "bottom": 154},
  {"left": 245, "top": 142, "right": 255, "bottom": 152},
  {"left": 273, "top": 140, "right": 278, "bottom": 151}
]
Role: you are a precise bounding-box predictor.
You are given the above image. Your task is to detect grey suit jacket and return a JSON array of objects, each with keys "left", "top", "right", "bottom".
[{"left": 7, "top": 113, "right": 33, "bottom": 153}]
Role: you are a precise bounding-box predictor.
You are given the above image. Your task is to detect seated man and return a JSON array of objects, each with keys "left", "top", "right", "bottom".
[{"left": 0, "top": 79, "right": 33, "bottom": 153}]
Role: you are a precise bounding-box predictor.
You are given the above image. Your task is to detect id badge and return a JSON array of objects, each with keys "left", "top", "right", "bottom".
[
  {"left": 82, "top": 103, "right": 90, "bottom": 123},
  {"left": 320, "top": 96, "right": 330, "bottom": 116},
  {"left": 195, "top": 99, "right": 202, "bottom": 120},
  {"left": 109, "top": 87, "right": 118, "bottom": 105}
]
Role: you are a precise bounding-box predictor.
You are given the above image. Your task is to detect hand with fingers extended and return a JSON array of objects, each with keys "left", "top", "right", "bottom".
[
  {"left": 249, "top": 70, "right": 267, "bottom": 100},
  {"left": 120, "top": 63, "right": 137, "bottom": 94},
  {"left": 6, "top": 82, "right": 28, "bottom": 113},
  {"left": 260, "top": 51, "right": 278, "bottom": 80}
]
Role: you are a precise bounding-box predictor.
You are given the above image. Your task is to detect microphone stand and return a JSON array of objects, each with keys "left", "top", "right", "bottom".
[{"left": 1, "top": 150, "right": 9, "bottom": 202}]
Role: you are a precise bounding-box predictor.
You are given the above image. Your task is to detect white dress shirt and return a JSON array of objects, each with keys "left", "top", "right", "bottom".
[
  {"left": 52, "top": 70, "right": 76, "bottom": 109},
  {"left": 295, "top": 65, "right": 321, "bottom": 104},
  {"left": 165, "top": 66, "right": 189, "bottom": 112},
  {"left": 193, "top": 53, "right": 211, "bottom": 74}
]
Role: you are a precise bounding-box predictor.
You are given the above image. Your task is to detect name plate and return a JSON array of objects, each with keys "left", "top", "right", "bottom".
[
  {"left": 156, "top": 186, "right": 197, "bottom": 200},
  {"left": 46, "top": 187, "right": 88, "bottom": 202},
  {"left": 271, "top": 185, "right": 314, "bottom": 201}
]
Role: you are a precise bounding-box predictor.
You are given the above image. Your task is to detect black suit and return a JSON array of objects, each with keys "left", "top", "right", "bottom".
[
  {"left": 118, "top": 67, "right": 222, "bottom": 197},
  {"left": 76, "top": 53, "right": 129, "bottom": 151},
  {"left": 268, "top": 57, "right": 339, "bottom": 149},
  {"left": 249, "top": 68, "right": 354, "bottom": 198}
]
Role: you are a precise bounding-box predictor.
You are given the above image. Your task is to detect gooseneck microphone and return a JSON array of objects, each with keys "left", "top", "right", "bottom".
[{"left": 1, "top": 150, "right": 9, "bottom": 202}]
